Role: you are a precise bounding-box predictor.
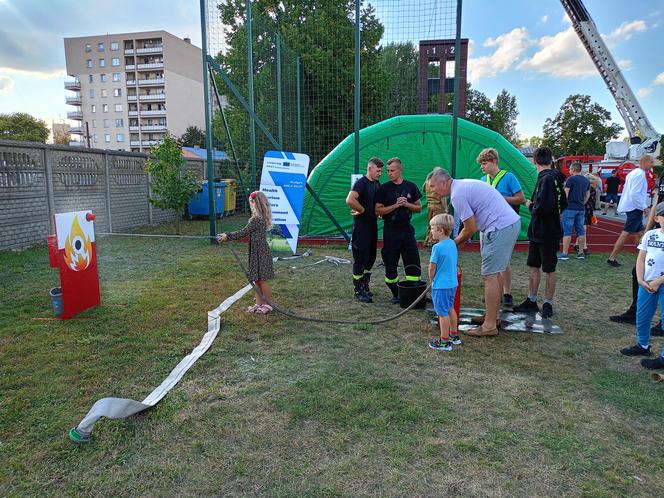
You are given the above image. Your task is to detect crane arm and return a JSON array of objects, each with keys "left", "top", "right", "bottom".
[{"left": 560, "top": 0, "right": 659, "bottom": 143}]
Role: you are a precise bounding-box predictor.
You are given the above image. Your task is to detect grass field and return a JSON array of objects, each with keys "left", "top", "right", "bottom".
[{"left": 2, "top": 216, "right": 664, "bottom": 496}]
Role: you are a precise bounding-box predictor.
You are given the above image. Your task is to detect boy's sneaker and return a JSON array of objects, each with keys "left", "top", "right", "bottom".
[
  {"left": 620, "top": 344, "right": 652, "bottom": 356},
  {"left": 576, "top": 252, "right": 585, "bottom": 260},
  {"left": 450, "top": 334, "right": 462, "bottom": 345},
  {"left": 640, "top": 356, "right": 664, "bottom": 370},
  {"left": 558, "top": 253, "right": 570, "bottom": 261},
  {"left": 502, "top": 293, "right": 514, "bottom": 308},
  {"left": 541, "top": 302, "right": 553, "bottom": 318},
  {"left": 607, "top": 259, "right": 621, "bottom": 267},
  {"left": 513, "top": 298, "right": 540, "bottom": 313},
  {"left": 429, "top": 339, "right": 453, "bottom": 351},
  {"left": 651, "top": 322, "right": 664, "bottom": 337}
]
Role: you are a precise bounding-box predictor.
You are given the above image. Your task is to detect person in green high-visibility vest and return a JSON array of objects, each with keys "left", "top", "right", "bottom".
[{"left": 478, "top": 148, "right": 525, "bottom": 309}]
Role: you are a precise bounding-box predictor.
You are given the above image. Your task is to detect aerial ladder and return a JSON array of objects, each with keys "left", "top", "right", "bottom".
[{"left": 560, "top": 0, "right": 661, "bottom": 161}]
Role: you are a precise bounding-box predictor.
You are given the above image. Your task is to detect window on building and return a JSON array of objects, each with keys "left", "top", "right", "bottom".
[
  {"left": 89, "top": 89, "right": 95, "bottom": 98},
  {"left": 88, "top": 74, "right": 94, "bottom": 83},
  {"left": 86, "top": 59, "right": 92, "bottom": 68},
  {"left": 98, "top": 42, "right": 104, "bottom": 52},
  {"left": 101, "top": 89, "right": 108, "bottom": 98},
  {"left": 91, "top": 104, "right": 96, "bottom": 113},
  {"left": 104, "top": 134, "right": 111, "bottom": 143},
  {"left": 115, "top": 118, "right": 124, "bottom": 127},
  {"left": 85, "top": 43, "right": 92, "bottom": 52},
  {"left": 117, "top": 133, "right": 125, "bottom": 142},
  {"left": 114, "top": 88, "right": 122, "bottom": 97},
  {"left": 110, "top": 42, "right": 119, "bottom": 51},
  {"left": 102, "top": 104, "right": 108, "bottom": 113},
  {"left": 103, "top": 119, "right": 109, "bottom": 128},
  {"left": 93, "top": 134, "right": 98, "bottom": 143},
  {"left": 115, "top": 104, "right": 123, "bottom": 112},
  {"left": 92, "top": 120, "right": 97, "bottom": 128},
  {"left": 111, "top": 58, "right": 120, "bottom": 67},
  {"left": 112, "top": 72, "right": 121, "bottom": 82},
  {"left": 99, "top": 59, "right": 105, "bottom": 67},
  {"left": 100, "top": 73, "right": 107, "bottom": 83}
]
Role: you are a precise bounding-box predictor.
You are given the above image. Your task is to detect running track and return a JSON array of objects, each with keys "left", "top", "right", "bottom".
[{"left": 298, "top": 215, "right": 634, "bottom": 254}]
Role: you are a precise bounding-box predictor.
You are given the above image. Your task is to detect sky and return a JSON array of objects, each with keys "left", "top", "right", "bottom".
[{"left": 0, "top": 0, "right": 662, "bottom": 142}]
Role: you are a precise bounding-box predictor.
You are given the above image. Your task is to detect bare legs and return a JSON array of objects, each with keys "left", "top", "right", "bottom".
[
  {"left": 482, "top": 273, "right": 501, "bottom": 330},
  {"left": 438, "top": 308, "right": 458, "bottom": 341}
]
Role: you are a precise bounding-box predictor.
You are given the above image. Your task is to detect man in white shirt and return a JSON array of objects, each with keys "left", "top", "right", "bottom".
[{"left": 607, "top": 154, "right": 654, "bottom": 267}]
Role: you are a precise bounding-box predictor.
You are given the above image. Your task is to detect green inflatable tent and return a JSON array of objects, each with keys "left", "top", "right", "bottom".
[{"left": 300, "top": 114, "right": 537, "bottom": 240}]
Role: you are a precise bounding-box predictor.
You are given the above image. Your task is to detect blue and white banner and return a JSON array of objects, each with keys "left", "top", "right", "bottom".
[{"left": 260, "top": 151, "right": 310, "bottom": 254}]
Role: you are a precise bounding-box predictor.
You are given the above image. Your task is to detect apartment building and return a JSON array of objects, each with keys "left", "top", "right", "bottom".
[{"left": 64, "top": 30, "right": 204, "bottom": 152}]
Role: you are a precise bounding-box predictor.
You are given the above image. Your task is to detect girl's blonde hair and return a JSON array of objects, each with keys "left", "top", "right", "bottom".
[
  {"left": 430, "top": 213, "right": 454, "bottom": 236},
  {"left": 249, "top": 191, "right": 273, "bottom": 229}
]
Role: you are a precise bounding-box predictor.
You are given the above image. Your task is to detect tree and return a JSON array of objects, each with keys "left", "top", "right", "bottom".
[
  {"left": 542, "top": 94, "right": 623, "bottom": 157},
  {"left": 145, "top": 134, "right": 198, "bottom": 234},
  {"left": 215, "top": 0, "right": 385, "bottom": 177},
  {"left": 0, "top": 112, "right": 49, "bottom": 143},
  {"left": 376, "top": 42, "right": 419, "bottom": 118},
  {"left": 491, "top": 89, "right": 519, "bottom": 144},
  {"left": 465, "top": 85, "right": 493, "bottom": 129},
  {"left": 464, "top": 85, "right": 520, "bottom": 145},
  {"left": 53, "top": 129, "right": 70, "bottom": 145},
  {"left": 180, "top": 126, "right": 206, "bottom": 147}
]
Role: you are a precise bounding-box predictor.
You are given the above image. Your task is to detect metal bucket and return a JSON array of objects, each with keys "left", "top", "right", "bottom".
[{"left": 49, "top": 287, "right": 64, "bottom": 317}]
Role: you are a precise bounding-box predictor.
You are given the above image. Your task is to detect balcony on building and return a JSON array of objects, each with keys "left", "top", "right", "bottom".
[
  {"left": 65, "top": 94, "right": 82, "bottom": 105},
  {"left": 125, "top": 64, "right": 136, "bottom": 70},
  {"left": 130, "top": 140, "right": 141, "bottom": 146},
  {"left": 135, "top": 38, "right": 163, "bottom": 55},
  {"left": 139, "top": 93, "right": 165, "bottom": 101},
  {"left": 142, "top": 140, "right": 159, "bottom": 146},
  {"left": 137, "top": 62, "right": 164, "bottom": 70},
  {"left": 64, "top": 79, "right": 81, "bottom": 91},
  {"left": 127, "top": 95, "right": 138, "bottom": 101},
  {"left": 126, "top": 79, "right": 136, "bottom": 86},
  {"left": 129, "top": 125, "right": 140, "bottom": 132},
  {"left": 138, "top": 78, "right": 165, "bottom": 86},
  {"left": 140, "top": 124, "right": 167, "bottom": 131},
  {"left": 128, "top": 110, "right": 139, "bottom": 116},
  {"left": 67, "top": 111, "right": 83, "bottom": 120},
  {"left": 140, "top": 109, "right": 167, "bottom": 116},
  {"left": 69, "top": 140, "right": 84, "bottom": 147},
  {"left": 70, "top": 126, "right": 83, "bottom": 135}
]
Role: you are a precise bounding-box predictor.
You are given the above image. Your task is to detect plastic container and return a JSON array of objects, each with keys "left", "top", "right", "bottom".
[
  {"left": 187, "top": 181, "right": 226, "bottom": 217},
  {"left": 398, "top": 280, "right": 427, "bottom": 309},
  {"left": 50, "top": 287, "right": 64, "bottom": 317},
  {"left": 221, "top": 178, "right": 238, "bottom": 214}
]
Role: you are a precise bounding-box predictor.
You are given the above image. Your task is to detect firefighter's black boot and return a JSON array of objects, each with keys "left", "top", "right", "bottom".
[
  {"left": 386, "top": 281, "right": 400, "bottom": 304},
  {"left": 362, "top": 272, "right": 373, "bottom": 298},
  {"left": 354, "top": 277, "right": 371, "bottom": 303}
]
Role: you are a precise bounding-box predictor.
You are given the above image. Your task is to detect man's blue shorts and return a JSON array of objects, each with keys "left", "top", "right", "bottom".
[
  {"left": 605, "top": 193, "right": 619, "bottom": 204},
  {"left": 432, "top": 287, "right": 457, "bottom": 317},
  {"left": 561, "top": 209, "right": 586, "bottom": 236},
  {"left": 624, "top": 209, "right": 644, "bottom": 233}
]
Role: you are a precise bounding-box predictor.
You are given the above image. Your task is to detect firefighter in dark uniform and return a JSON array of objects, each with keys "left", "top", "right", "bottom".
[
  {"left": 346, "top": 157, "right": 384, "bottom": 302},
  {"left": 375, "top": 157, "right": 423, "bottom": 303}
]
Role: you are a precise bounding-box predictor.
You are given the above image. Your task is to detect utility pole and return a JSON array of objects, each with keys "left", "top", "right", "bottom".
[{"left": 84, "top": 121, "right": 92, "bottom": 148}]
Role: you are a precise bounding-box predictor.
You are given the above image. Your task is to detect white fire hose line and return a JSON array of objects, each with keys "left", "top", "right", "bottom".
[{"left": 70, "top": 283, "right": 253, "bottom": 443}]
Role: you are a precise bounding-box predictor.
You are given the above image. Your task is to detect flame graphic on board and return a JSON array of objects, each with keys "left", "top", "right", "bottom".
[{"left": 63, "top": 215, "right": 92, "bottom": 271}]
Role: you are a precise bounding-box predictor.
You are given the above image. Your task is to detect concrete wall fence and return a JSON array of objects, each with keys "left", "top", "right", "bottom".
[{"left": 0, "top": 140, "right": 208, "bottom": 251}]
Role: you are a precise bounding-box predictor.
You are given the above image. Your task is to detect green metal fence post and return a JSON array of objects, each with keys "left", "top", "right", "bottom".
[
  {"left": 247, "top": 0, "right": 257, "bottom": 190},
  {"left": 450, "top": 0, "right": 463, "bottom": 179},
  {"left": 353, "top": 0, "right": 361, "bottom": 175},
  {"left": 296, "top": 56, "right": 302, "bottom": 153},
  {"left": 276, "top": 33, "right": 283, "bottom": 149},
  {"left": 199, "top": 0, "right": 216, "bottom": 239}
]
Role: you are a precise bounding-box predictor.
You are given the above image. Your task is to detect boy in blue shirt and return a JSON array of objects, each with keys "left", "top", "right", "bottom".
[{"left": 428, "top": 213, "right": 461, "bottom": 351}]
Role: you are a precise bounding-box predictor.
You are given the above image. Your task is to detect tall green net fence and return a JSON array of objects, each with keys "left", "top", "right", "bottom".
[{"left": 204, "top": 0, "right": 460, "bottom": 192}]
